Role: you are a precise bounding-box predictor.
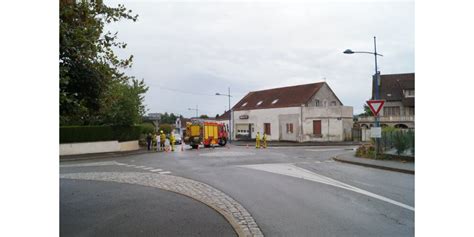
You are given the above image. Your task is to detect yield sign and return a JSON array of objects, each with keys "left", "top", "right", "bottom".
[{"left": 367, "top": 100, "right": 385, "bottom": 116}]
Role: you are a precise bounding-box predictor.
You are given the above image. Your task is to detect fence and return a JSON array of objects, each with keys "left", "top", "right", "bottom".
[{"left": 381, "top": 129, "right": 415, "bottom": 156}]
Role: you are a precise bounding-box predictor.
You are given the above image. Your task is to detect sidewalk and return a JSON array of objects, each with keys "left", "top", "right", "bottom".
[
  {"left": 232, "top": 140, "right": 364, "bottom": 147},
  {"left": 60, "top": 147, "right": 149, "bottom": 162},
  {"left": 333, "top": 152, "right": 414, "bottom": 174}
]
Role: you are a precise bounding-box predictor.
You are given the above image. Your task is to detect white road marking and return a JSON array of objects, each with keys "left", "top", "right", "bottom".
[
  {"left": 135, "top": 166, "right": 146, "bottom": 168},
  {"left": 142, "top": 167, "right": 154, "bottom": 170},
  {"left": 158, "top": 171, "right": 172, "bottom": 175},
  {"left": 150, "top": 169, "right": 163, "bottom": 172},
  {"left": 240, "top": 163, "right": 414, "bottom": 212}
]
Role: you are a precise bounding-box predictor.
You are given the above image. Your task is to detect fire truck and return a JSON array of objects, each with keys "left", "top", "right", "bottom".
[{"left": 184, "top": 119, "right": 228, "bottom": 149}]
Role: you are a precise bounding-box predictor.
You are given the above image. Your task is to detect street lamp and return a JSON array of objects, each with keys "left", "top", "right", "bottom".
[
  {"left": 188, "top": 105, "right": 198, "bottom": 118},
  {"left": 216, "top": 87, "right": 232, "bottom": 143},
  {"left": 344, "top": 36, "right": 384, "bottom": 156}
]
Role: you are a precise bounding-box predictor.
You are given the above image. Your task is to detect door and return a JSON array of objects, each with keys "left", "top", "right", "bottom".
[{"left": 313, "top": 120, "right": 321, "bottom": 136}]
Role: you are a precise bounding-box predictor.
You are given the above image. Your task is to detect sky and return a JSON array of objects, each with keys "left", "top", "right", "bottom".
[{"left": 104, "top": 0, "right": 414, "bottom": 117}]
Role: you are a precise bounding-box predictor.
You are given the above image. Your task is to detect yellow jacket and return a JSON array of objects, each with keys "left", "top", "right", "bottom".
[{"left": 160, "top": 133, "right": 166, "bottom": 142}]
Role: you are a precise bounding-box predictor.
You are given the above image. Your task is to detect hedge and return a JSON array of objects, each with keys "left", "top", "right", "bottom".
[{"left": 60, "top": 125, "right": 143, "bottom": 144}]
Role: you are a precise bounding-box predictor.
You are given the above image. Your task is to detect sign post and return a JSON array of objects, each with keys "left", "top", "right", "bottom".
[{"left": 367, "top": 100, "right": 385, "bottom": 159}]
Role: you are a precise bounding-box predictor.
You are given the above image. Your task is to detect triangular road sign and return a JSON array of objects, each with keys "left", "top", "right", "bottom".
[{"left": 367, "top": 100, "right": 385, "bottom": 116}]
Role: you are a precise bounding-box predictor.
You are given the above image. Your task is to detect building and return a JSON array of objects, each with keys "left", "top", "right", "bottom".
[
  {"left": 231, "top": 82, "right": 353, "bottom": 142},
  {"left": 216, "top": 110, "right": 231, "bottom": 131},
  {"left": 358, "top": 73, "right": 415, "bottom": 129},
  {"left": 175, "top": 117, "right": 191, "bottom": 136}
]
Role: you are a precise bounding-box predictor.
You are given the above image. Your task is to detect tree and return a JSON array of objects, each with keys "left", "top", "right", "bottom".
[
  {"left": 357, "top": 104, "right": 373, "bottom": 117},
  {"left": 60, "top": 0, "right": 147, "bottom": 126},
  {"left": 199, "top": 115, "right": 209, "bottom": 119}
]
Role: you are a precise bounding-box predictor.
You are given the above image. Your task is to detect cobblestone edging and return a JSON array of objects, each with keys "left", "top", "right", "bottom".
[{"left": 60, "top": 172, "right": 264, "bottom": 237}]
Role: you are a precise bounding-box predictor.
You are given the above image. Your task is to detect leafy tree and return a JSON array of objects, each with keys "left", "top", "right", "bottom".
[
  {"left": 358, "top": 104, "right": 373, "bottom": 117},
  {"left": 159, "top": 124, "right": 173, "bottom": 134},
  {"left": 199, "top": 114, "right": 209, "bottom": 119},
  {"left": 60, "top": 0, "right": 146, "bottom": 126}
]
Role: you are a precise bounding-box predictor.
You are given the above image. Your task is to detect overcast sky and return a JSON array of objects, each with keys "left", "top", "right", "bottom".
[{"left": 104, "top": 0, "right": 414, "bottom": 117}]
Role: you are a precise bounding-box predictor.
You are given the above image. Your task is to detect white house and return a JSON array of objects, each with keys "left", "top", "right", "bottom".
[{"left": 231, "top": 82, "right": 353, "bottom": 142}]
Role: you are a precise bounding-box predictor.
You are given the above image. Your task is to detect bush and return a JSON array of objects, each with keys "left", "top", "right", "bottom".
[
  {"left": 139, "top": 123, "right": 155, "bottom": 134},
  {"left": 60, "top": 125, "right": 142, "bottom": 143},
  {"left": 355, "top": 143, "right": 376, "bottom": 158},
  {"left": 158, "top": 124, "right": 173, "bottom": 134},
  {"left": 393, "top": 130, "right": 408, "bottom": 155}
]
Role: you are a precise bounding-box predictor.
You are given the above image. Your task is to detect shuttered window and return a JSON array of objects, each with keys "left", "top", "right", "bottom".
[
  {"left": 313, "top": 120, "right": 321, "bottom": 136},
  {"left": 264, "top": 123, "right": 271, "bottom": 135}
]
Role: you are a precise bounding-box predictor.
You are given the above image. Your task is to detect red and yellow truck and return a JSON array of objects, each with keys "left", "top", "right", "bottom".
[{"left": 184, "top": 120, "right": 228, "bottom": 149}]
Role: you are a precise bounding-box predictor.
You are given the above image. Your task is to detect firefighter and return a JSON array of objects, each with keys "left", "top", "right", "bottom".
[
  {"left": 262, "top": 133, "right": 267, "bottom": 148},
  {"left": 152, "top": 132, "right": 157, "bottom": 151},
  {"left": 170, "top": 132, "right": 176, "bottom": 152},
  {"left": 160, "top": 130, "right": 166, "bottom": 151},
  {"left": 256, "top": 132, "right": 261, "bottom": 148}
]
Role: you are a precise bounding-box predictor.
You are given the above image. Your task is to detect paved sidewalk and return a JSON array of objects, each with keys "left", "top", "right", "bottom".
[{"left": 333, "top": 152, "right": 415, "bottom": 174}]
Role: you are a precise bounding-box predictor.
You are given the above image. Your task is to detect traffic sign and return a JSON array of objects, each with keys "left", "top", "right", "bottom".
[
  {"left": 366, "top": 100, "right": 385, "bottom": 116},
  {"left": 370, "top": 127, "right": 382, "bottom": 138}
]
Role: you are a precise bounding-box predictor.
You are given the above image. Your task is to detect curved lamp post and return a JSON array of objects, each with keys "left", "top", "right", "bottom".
[
  {"left": 216, "top": 88, "right": 232, "bottom": 143},
  {"left": 344, "top": 36, "right": 384, "bottom": 156}
]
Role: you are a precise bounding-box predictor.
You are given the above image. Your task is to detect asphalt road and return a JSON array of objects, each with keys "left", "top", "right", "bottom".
[
  {"left": 60, "top": 144, "right": 414, "bottom": 236},
  {"left": 60, "top": 179, "right": 237, "bottom": 237}
]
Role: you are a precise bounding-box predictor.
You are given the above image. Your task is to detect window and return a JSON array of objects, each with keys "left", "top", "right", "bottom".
[
  {"left": 264, "top": 123, "right": 271, "bottom": 135},
  {"left": 286, "top": 123, "right": 294, "bottom": 133},
  {"left": 323, "top": 100, "right": 328, "bottom": 107},
  {"left": 330, "top": 101, "right": 337, "bottom": 106},
  {"left": 313, "top": 120, "right": 321, "bottom": 136},
  {"left": 404, "top": 90, "right": 415, "bottom": 97},
  {"left": 383, "top": 106, "right": 400, "bottom": 116},
  {"left": 272, "top": 99, "right": 279, "bottom": 104},
  {"left": 256, "top": 101, "right": 263, "bottom": 106},
  {"left": 315, "top": 100, "right": 320, "bottom": 106},
  {"left": 241, "top": 102, "right": 248, "bottom": 107}
]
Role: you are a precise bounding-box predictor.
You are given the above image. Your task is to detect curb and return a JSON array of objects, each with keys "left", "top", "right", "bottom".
[
  {"left": 60, "top": 149, "right": 149, "bottom": 162},
  {"left": 61, "top": 172, "right": 264, "bottom": 237},
  {"left": 333, "top": 156, "right": 415, "bottom": 175}
]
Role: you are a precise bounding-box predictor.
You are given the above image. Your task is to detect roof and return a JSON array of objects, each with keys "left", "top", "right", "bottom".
[
  {"left": 216, "top": 110, "right": 230, "bottom": 120},
  {"left": 232, "top": 82, "right": 326, "bottom": 111},
  {"left": 373, "top": 73, "right": 414, "bottom": 102}
]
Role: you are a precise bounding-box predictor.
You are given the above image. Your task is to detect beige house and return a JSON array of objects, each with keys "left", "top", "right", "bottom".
[
  {"left": 358, "top": 73, "right": 415, "bottom": 129},
  {"left": 231, "top": 82, "right": 353, "bottom": 142}
]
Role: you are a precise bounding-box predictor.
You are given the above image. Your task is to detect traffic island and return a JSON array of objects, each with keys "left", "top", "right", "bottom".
[{"left": 333, "top": 152, "right": 414, "bottom": 174}]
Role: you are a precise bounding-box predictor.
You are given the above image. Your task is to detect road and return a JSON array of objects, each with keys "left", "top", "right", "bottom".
[{"left": 60, "top": 144, "right": 414, "bottom": 237}]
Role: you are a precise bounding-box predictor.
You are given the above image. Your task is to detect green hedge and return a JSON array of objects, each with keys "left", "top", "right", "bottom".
[{"left": 60, "top": 125, "right": 143, "bottom": 144}]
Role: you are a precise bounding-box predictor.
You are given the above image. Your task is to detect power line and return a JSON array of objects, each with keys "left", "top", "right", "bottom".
[{"left": 146, "top": 83, "right": 247, "bottom": 97}]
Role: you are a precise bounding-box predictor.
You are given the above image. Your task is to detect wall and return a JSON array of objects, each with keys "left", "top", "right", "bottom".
[
  {"left": 301, "top": 106, "right": 353, "bottom": 142},
  {"left": 60, "top": 140, "right": 139, "bottom": 156},
  {"left": 278, "top": 114, "right": 300, "bottom": 141},
  {"left": 119, "top": 140, "right": 140, "bottom": 152},
  {"left": 233, "top": 107, "right": 301, "bottom": 141},
  {"left": 233, "top": 105, "right": 353, "bottom": 142},
  {"left": 307, "top": 83, "right": 343, "bottom": 107}
]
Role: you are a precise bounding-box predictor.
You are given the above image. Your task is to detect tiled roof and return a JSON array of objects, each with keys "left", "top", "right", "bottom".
[
  {"left": 216, "top": 110, "right": 230, "bottom": 120},
  {"left": 232, "top": 82, "right": 326, "bottom": 111},
  {"left": 373, "top": 73, "right": 414, "bottom": 102}
]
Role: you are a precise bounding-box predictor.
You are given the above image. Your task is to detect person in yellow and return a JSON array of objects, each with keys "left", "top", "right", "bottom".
[
  {"left": 262, "top": 133, "right": 267, "bottom": 148},
  {"left": 255, "top": 132, "right": 261, "bottom": 148},
  {"left": 170, "top": 133, "right": 176, "bottom": 152},
  {"left": 152, "top": 132, "right": 157, "bottom": 151},
  {"left": 159, "top": 130, "right": 166, "bottom": 151}
]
